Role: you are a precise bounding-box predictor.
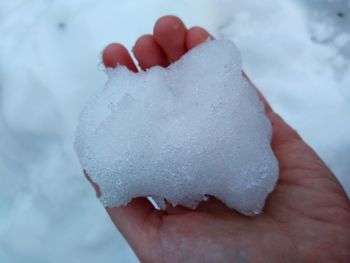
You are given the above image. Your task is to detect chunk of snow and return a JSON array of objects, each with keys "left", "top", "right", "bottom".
[{"left": 74, "top": 40, "right": 279, "bottom": 216}]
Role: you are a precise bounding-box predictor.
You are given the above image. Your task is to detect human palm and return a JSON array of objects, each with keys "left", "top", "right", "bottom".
[{"left": 93, "top": 16, "right": 350, "bottom": 262}]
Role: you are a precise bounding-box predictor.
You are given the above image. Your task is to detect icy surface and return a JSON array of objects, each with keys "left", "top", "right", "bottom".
[{"left": 75, "top": 40, "right": 279, "bottom": 216}]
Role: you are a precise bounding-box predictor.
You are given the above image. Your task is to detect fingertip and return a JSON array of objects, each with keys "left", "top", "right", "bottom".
[
  {"left": 153, "top": 15, "right": 187, "bottom": 62},
  {"left": 102, "top": 43, "right": 138, "bottom": 72},
  {"left": 186, "top": 26, "right": 213, "bottom": 50},
  {"left": 102, "top": 43, "right": 124, "bottom": 67},
  {"left": 154, "top": 15, "right": 185, "bottom": 33},
  {"left": 133, "top": 34, "right": 169, "bottom": 70}
]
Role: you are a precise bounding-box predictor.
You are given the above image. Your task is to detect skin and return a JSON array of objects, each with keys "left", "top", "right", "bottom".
[{"left": 91, "top": 16, "right": 350, "bottom": 262}]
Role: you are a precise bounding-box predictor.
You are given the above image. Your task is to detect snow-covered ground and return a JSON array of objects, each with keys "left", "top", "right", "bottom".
[{"left": 0, "top": 0, "right": 349, "bottom": 262}]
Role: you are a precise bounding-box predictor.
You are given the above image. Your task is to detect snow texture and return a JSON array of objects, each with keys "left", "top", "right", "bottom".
[
  {"left": 75, "top": 40, "right": 279, "bottom": 216},
  {"left": 1, "top": 0, "right": 350, "bottom": 262}
]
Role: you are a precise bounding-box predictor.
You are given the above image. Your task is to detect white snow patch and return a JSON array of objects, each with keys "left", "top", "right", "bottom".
[
  {"left": 75, "top": 40, "right": 279, "bottom": 216},
  {"left": 1, "top": 0, "right": 350, "bottom": 262}
]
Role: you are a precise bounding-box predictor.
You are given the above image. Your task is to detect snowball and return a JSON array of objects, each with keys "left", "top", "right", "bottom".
[{"left": 74, "top": 39, "right": 279, "bottom": 216}]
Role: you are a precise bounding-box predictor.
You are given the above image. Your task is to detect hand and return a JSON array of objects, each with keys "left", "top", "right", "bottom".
[{"left": 94, "top": 16, "right": 350, "bottom": 262}]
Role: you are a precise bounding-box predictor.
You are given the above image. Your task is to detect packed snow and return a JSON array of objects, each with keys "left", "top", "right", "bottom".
[
  {"left": 1, "top": 0, "right": 349, "bottom": 262},
  {"left": 75, "top": 40, "right": 279, "bottom": 216}
]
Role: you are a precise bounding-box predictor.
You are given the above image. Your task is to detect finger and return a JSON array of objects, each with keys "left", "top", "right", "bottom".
[
  {"left": 102, "top": 43, "right": 138, "bottom": 72},
  {"left": 186, "top": 26, "right": 213, "bottom": 50},
  {"left": 133, "top": 34, "right": 169, "bottom": 70},
  {"left": 153, "top": 15, "right": 187, "bottom": 62}
]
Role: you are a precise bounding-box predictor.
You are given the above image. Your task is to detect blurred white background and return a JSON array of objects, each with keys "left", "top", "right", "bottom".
[{"left": 0, "top": 0, "right": 349, "bottom": 262}]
